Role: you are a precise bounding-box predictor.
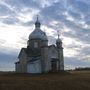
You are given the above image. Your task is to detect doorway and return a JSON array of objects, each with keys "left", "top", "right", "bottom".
[{"left": 51, "top": 58, "right": 58, "bottom": 72}]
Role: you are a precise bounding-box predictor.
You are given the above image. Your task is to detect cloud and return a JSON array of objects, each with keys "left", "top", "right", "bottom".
[
  {"left": 64, "top": 57, "right": 90, "bottom": 70},
  {"left": 69, "top": 0, "right": 89, "bottom": 13},
  {"left": 4, "top": 0, "right": 41, "bottom": 11},
  {"left": 1, "top": 17, "right": 19, "bottom": 25},
  {"left": 0, "top": 52, "right": 17, "bottom": 71},
  {"left": 0, "top": 3, "right": 12, "bottom": 16}
]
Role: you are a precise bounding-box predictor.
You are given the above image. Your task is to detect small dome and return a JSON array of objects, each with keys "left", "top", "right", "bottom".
[
  {"left": 29, "top": 28, "right": 48, "bottom": 41},
  {"left": 35, "top": 15, "right": 40, "bottom": 28},
  {"left": 56, "top": 38, "right": 62, "bottom": 43},
  {"left": 35, "top": 20, "right": 40, "bottom": 28}
]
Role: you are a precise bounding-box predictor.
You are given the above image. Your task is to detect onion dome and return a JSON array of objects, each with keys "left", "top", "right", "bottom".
[
  {"left": 29, "top": 16, "right": 48, "bottom": 41},
  {"left": 56, "top": 38, "right": 62, "bottom": 43}
]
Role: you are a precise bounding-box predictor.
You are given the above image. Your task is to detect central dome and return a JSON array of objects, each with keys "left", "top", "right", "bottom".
[
  {"left": 29, "top": 17, "right": 48, "bottom": 41},
  {"left": 29, "top": 28, "right": 48, "bottom": 40}
]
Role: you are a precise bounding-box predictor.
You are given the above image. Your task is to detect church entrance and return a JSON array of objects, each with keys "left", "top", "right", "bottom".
[{"left": 51, "top": 58, "right": 58, "bottom": 72}]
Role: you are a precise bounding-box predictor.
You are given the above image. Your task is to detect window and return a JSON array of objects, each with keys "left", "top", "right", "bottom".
[{"left": 34, "top": 42, "right": 38, "bottom": 48}]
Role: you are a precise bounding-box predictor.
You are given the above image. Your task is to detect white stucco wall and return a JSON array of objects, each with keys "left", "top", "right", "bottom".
[
  {"left": 15, "top": 63, "right": 20, "bottom": 72},
  {"left": 60, "top": 49, "right": 64, "bottom": 70},
  {"left": 27, "top": 60, "right": 41, "bottom": 73}
]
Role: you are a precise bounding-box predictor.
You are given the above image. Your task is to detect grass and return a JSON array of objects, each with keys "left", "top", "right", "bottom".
[{"left": 0, "top": 71, "right": 90, "bottom": 90}]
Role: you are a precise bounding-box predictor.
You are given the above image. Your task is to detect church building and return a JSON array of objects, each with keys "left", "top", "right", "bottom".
[{"left": 15, "top": 17, "right": 64, "bottom": 73}]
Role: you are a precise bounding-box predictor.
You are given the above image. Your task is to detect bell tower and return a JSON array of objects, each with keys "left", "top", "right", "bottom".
[{"left": 56, "top": 31, "right": 64, "bottom": 71}]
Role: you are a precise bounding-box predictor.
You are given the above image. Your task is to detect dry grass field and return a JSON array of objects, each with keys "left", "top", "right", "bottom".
[{"left": 0, "top": 71, "right": 90, "bottom": 90}]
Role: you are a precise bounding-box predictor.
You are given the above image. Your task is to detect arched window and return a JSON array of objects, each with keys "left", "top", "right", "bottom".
[{"left": 34, "top": 42, "right": 38, "bottom": 48}]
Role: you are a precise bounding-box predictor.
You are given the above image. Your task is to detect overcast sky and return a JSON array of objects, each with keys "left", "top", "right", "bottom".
[{"left": 0, "top": 0, "right": 90, "bottom": 71}]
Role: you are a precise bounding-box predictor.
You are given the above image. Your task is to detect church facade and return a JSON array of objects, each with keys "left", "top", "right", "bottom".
[{"left": 15, "top": 17, "right": 64, "bottom": 73}]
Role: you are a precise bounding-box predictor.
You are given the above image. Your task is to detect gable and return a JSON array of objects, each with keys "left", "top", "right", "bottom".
[
  {"left": 48, "top": 45, "right": 58, "bottom": 58},
  {"left": 49, "top": 45, "right": 57, "bottom": 52},
  {"left": 18, "top": 48, "right": 27, "bottom": 59}
]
